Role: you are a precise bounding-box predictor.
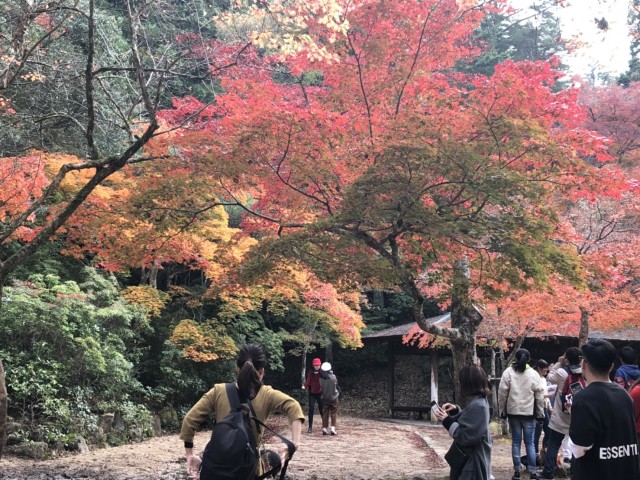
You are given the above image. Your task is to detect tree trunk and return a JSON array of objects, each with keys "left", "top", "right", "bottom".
[
  {"left": 148, "top": 266, "right": 158, "bottom": 289},
  {"left": 578, "top": 307, "right": 590, "bottom": 347},
  {"left": 505, "top": 333, "right": 527, "bottom": 367},
  {"left": 449, "top": 258, "right": 483, "bottom": 406},
  {"left": 301, "top": 347, "right": 307, "bottom": 388},
  {"left": 0, "top": 358, "right": 6, "bottom": 460},
  {"left": 498, "top": 339, "right": 509, "bottom": 435},
  {"left": 450, "top": 340, "right": 477, "bottom": 405},
  {"left": 490, "top": 348, "right": 498, "bottom": 419},
  {"left": 325, "top": 343, "right": 333, "bottom": 364},
  {"left": 404, "top": 257, "right": 483, "bottom": 406},
  {"left": 0, "top": 281, "right": 6, "bottom": 459}
]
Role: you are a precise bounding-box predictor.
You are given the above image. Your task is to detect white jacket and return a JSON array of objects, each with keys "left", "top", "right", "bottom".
[{"left": 498, "top": 365, "right": 545, "bottom": 418}]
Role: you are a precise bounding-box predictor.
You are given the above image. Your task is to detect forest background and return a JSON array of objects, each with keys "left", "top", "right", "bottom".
[{"left": 0, "top": 0, "right": 639, "bottom": 460}]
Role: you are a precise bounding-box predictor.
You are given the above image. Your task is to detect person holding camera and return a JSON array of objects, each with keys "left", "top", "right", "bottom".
[{"left": 434, "top": 364, "right": 492, "bottom": 480}]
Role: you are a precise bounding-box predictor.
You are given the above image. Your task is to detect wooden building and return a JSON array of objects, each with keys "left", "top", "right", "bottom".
[{"left": 362, "top": 313, "right": 640, "bottom": 419}]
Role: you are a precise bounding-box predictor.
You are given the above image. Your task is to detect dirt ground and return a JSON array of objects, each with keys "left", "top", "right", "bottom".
[{"left": 0, "top": 415, "right": 525, "bottom": 480}]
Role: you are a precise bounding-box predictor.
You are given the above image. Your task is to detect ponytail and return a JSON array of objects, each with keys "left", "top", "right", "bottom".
[
  {"left": 514, "top": 348, "right": 530, "bottom": 373},
  {"left": 236, "top": 344, "right": 267, "bottom": 398}
]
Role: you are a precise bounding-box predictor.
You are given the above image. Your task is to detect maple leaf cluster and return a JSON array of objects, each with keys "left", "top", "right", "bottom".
[{"left": 3, "top": 0, "right": 640, "bottom": 360}]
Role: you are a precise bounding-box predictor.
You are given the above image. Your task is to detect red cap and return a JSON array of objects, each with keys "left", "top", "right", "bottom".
[{"left": 312, "top": 358, "right": 322, "bottom": 366}]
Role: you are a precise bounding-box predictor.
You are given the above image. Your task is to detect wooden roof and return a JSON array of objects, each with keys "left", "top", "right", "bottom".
[
  {"left": 362, "top": 313, "right": 640, "bottom": 343},
  {"left": 362, "top": 313, "right": 450, "bottom": 339}
]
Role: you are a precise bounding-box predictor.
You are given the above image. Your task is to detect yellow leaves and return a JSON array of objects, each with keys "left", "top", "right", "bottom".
[
  {"left": 42, "top": 151, "right": 129, "bottom": 198},
  {"left": 171, "top": 319, "right": 238, "bottom": 362},
  {"left": 215, "top": 0, "right": 348, "bottom": 63},
  {"left": 121, "top": 285, "right": 169, "bottom": 319},
  {"left": 454, "top": 0, "right": 482, "bottom": 8},
  {"left": 20, "top": 71, "right": 46, "bottom": 82}
]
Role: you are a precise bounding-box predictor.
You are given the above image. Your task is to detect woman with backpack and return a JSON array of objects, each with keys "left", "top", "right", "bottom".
[
  {"left": 180, "top": 344, "right": 304, "bottom": 480},
  {"left": 434, "top": 364, "right": 493, "bottom": 480},
  {"left": 498, "top": 348, "right": 545, "bottom": 480}
]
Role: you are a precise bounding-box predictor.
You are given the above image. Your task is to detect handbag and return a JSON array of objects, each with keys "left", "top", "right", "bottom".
[{"left": 444, "top": 441, "right": 470, "bottom": 477}]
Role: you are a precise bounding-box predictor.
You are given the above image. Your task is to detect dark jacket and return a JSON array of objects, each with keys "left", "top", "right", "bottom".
[
  {"left": 304, "top": 370, "right": 322, "bottom": 395},
  {"left": 442, "top": 396, "right": 492, "bottom": 480},
  {"left": 319, "top": 370, "right": 339, "bottom": 404}
]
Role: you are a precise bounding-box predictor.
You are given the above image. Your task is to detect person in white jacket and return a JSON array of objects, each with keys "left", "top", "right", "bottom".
[{"left": 499, "top": 348, "right": 545, "bottom": 480}]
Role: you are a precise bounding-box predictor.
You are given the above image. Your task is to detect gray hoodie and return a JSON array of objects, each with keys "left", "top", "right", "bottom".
[
  {"left": 319, "top": 370, "right": 339, "bottom": 404},
  {"left": 547, "top": 361, "right": 582, "bottom": 435}
]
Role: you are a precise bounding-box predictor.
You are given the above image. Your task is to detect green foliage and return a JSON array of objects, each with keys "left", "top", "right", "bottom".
[
  {"left": 0, "top": 268, "right": 150, "bottom": 444},
  {"left": 619, "top": 0, "right": 640, "bottom": 86},
  {"left": 458, "top": 1, "right": 566, "bottom": 77}
]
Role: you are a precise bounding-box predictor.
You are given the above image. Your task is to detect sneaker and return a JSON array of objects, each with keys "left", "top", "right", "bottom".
[
  {"left": 530, "top": 474, "right": 539, "bottom": 480},
  {"left": 512, "top": 472, "right": 520, "bottom": 480},
  {"left": 538, "top": 473, "right": 554, "bottom": 480},
  {"left": 322, "top": 428, "right": 328, "bottom": 435},
  {"left": 307, "top": 426, "right": 312, "bottom": 433},
  {"left": 330, "top": 428, "right": 337, "bottom": 436}
]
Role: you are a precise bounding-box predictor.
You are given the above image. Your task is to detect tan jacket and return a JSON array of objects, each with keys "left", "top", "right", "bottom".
[
  {"left": 547, "top": 361, "right": 572, "bottom": 434},
  {"left": 498, "top": 365, "right": 545, "bottom": 418},
  {"left": 179, "top": 383, "right": 304, "bottom": 445}
]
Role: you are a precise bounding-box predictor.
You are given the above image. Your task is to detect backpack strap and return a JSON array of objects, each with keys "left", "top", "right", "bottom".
[
  {"left": 225, "top": 383, "right": 242, "bottom": 412},
  {"left": 247, "top": 398, "right": 296, "bottom": 480},
  {"left": 225, "top": 384, "right": 296, "bottom": 480}
]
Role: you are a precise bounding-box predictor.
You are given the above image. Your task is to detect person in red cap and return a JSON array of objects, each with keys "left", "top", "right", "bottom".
[{"left": 302, "top": 357, "right": 324, "bottom": 433}]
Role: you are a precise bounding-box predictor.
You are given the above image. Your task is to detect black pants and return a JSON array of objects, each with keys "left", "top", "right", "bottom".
[
  {"left": 308, "top": 393, "right": 323, "bottom": 428},
  {"left": 535, "top": 408, "right": 551, "bottom": 453}
]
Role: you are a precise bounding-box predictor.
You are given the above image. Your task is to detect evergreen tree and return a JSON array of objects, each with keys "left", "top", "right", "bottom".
[{"left": 458, "top": 0, "right": 566, "bottom": 77}]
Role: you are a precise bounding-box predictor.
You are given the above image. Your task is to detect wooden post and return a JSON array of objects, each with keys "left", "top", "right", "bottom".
[
  {"left": 388, "top": 341, "right": 395, "bottom": 416},
  {"left": 578, "top": 307, "right": 590, "bottom": 347},
  {"left": 430, "top": 351, "right": 439, "bottom": 424},
  {"left": 490, "top": 348, "right": 498, "bottom": 419}
]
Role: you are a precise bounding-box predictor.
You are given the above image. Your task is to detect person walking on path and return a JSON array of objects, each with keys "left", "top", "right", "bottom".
[
  {"left": 319, "top": 361, "right": 339, "bottom": 436},
  {"left": 434, "top": 364, "right": 493, "bottom": 480},
  {"left": 498, "top": 348, "right": 545, "bottom": 480},
  {"left": 569, "top": 338, "right": 640, "bottom": 480},
  {"left": 302, "top": 357, "right": 324, "bottom": 433},
  {"left": 179, "top": 344, "right": 304, "bottom": 480},
  {"left": 539, "top": 347, "right": 583, "bottom": 480}
]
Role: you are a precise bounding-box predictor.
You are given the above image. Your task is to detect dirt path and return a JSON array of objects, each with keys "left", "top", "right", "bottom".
[{"left": 0, "top": 416, "right": 520, "bottom": 480}]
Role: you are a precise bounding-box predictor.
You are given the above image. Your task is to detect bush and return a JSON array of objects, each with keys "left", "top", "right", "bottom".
[{"left": 0, "top": 268, "right": 152, "bottom": 445}]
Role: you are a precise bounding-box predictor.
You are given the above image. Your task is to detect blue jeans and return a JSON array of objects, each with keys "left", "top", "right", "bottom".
[
  {"left": 542, "top": 428, "right": 566, "bottom": 476},
  {"left": 509, "top": 416, "right": 537, "bottom": 473}
]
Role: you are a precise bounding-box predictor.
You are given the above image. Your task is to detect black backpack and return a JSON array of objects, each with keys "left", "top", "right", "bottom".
[{"left": 200, "top": 383, "right": 296, "bottom": 480}]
